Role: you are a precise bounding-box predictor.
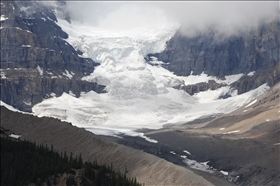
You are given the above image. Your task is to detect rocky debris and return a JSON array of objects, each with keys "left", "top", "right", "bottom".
[
  {"left": 1, "top": 1, "right": 104, "bottom": 111},
  {"left": 1, "top": 106, "right": 214, "bottom": 186},
  {"left": 174, "top": 80, "right": 224, "bottom": 95}
]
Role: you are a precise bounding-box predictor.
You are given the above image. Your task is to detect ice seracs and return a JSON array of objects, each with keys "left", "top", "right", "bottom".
[{"left": 31, "top": 16, "right": 271, "bottom": 140}]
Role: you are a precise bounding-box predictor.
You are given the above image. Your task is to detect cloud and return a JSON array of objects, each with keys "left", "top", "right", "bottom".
[
  {"left": 157, "top": 1, "right": 278, "bottom": 38},
  {"left": 65, "top": 1, "right": 278, "bottom": 38},
  {"left": 66, "top": 2, "right": 178, "bottom": 33}
]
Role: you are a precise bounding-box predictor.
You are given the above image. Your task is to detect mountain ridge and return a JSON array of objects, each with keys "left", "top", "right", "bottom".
[{"left": 1, "top": 1, "right": 105, "bottom": 111}]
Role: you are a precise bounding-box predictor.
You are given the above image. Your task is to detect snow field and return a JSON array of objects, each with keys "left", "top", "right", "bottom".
[{"left": 31, "top": 18, "right": 270, "bottom": 141}]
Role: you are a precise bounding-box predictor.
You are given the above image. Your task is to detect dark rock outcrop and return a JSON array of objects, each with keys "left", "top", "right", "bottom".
[
  {"left": 149, "top": 21, "right": 280, "bottom": 93},
  {"left": 174, "top": 80, "right": 224, "bottom": 95},
  {"left": 1, "top": 1, "right": 105, "bottom": 111}
]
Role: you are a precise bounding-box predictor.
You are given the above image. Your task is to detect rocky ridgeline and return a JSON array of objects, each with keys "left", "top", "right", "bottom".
[
  {"left": 150, "top": 21, "right": 280, "bottom": 94},
  {"left": 0, "top": 1, "right": 105, "bottom": 111}
]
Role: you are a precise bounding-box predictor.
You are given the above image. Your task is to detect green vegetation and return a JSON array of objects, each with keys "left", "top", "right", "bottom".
[{"left": 1, "top": 136, "right": 141, "bottom": 186}]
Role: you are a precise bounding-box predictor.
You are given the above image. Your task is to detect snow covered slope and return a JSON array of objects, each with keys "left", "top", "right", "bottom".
[{"left": 30, "top": 18, "right": 271, "bottom": 140}]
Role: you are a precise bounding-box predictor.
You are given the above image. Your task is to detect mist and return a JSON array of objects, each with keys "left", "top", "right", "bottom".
[{"left": 65, "top": 1, "right": 278, "bottom": 38}]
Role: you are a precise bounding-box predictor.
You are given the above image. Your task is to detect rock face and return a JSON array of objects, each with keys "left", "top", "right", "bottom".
[
  {"left": 1, "top": 1, "right": 105, "bottom": 111},
  {"left": 150, "top": 21, "right": 280, "bottom": 93},
  {"left": 174, "top": 80, "right": 224, "bottom": 95}
]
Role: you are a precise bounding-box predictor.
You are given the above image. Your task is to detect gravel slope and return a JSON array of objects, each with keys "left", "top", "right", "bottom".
[{"left": 1, "top": 106, "right": 213, "bottom": 186}]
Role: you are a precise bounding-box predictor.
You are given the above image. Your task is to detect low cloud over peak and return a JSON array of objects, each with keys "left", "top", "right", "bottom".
[{"left": 66, "top": 1, "right": 278, "bottom": 38}]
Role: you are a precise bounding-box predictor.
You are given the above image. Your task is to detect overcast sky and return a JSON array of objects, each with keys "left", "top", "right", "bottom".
[{"left": 66, "top": 1, "right": 278, "bottom": 38}]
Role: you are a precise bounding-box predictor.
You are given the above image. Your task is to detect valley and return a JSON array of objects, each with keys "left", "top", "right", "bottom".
[
  {"left": 105, "top": 84, "right": 280, "bottom": 186},
  {"left": 1, "top": 1, "right": 279, "bottom": 185}
]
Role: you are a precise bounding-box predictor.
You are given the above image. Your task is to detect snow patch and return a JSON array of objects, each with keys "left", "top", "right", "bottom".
[
  {"left": 0, "top": 15, "right": 8, "bottom": 21},
  {"left": 23, "top": 101, "right": 31, "bottom": 106},
  {"left": 121, "top": 132, "right": 158, "bottom": 143},
  {"left": 36, "top": 65, "right": 43, "bottom": 76},
  {"left": 0, "top": 70, "right": 6, "bottom": 79},
  {"left": 183, "top": 150, "right": 191, "bottom": 155},
  {"left": 1, "top": 101, "right": 31, "bottom": 115},
  {"left": 183, "top": 159, "right": 214, "bottom": 173},
  {"left": 170, "top": 151, "right": 176, "bottom": 155},
  {"left": 247, "top": 71, "right": 255, "bottom": 77},
  {"left": 178, "top": 73, "right": 243, "bottom": 86},
  {"left": 245, "top": 99, "right": 257, "bottom": 108},
  {"left": 193, "top": 86, "right": 234, "bottom": 102},
  {"left": 220, "top": 170, "right": 229, "bottom": 176},
  {"left": 63, "top": 70, "right": 73, "bottom": 79},
  {"left": 22, "top": 45, "right": 31, "bottom": 47},
  {"left": 224, "top": 130, "right": 240, "bottom": 134},
  {"left": 9, "top": 134, "right": 21, "bottom": 139},
  {"left": 68, "top": 91, "right": 76, "bottom": 97},
  {"left": 219, "top": 128, "right": 225, "bottom": 130}
]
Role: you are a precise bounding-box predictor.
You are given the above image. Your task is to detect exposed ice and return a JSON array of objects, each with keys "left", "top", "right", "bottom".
[{"left": 31, "top": 17, "right": 270, "bottom": 139}]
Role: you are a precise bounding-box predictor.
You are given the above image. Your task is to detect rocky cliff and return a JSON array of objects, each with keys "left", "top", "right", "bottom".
[
  {"left": 149, "top": 21, "right": 280, "bottom": 94},
  {"left": 1, "top": 1, "right": 105, "bottom": 111}
]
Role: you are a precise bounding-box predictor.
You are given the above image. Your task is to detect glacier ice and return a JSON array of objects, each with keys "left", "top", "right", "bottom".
[{"left": 31, "top": 18, "right": 270, "bottom": 141}]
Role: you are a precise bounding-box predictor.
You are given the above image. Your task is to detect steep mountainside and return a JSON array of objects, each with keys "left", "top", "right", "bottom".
[
  {"left": 0, "top": 1, "right": 104, "bottom": 111},
  {"left": 150, "top": 21, "right": 280, "bottom": 94}
]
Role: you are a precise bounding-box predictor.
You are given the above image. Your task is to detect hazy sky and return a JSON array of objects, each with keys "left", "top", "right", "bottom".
[{"left": 66, "top": 1, "right": 278, "bottom": 38}]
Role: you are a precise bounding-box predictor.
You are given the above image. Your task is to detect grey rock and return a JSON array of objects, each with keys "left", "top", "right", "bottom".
[
  {"left": 149, "top": 21, "right": 280, "bottom": 93},
  {"left": 0, "top": 1, "right": 105, "bottom": 111}
]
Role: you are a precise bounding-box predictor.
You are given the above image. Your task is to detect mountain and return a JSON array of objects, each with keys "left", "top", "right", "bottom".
[
  {"left": 1, "top": 0, "right": 279, "bottom": 136},
  {"left": 1, "top": 1, "right": 104, "bottom": 112},
  {"left": 1, "top": 1, "right": 279, "bottom": 185},
  {"left": 149, "top": 22, "right": 280, "bottom": 94}
]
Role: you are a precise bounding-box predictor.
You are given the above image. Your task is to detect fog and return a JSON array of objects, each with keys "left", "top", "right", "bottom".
[{"left": 65, "top": 1, "right": 278, "bottom": 38}]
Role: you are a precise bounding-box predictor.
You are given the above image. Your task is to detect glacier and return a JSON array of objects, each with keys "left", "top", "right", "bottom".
[{"left": 31, "top": 18, "right": 270, "bottom": 140}]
